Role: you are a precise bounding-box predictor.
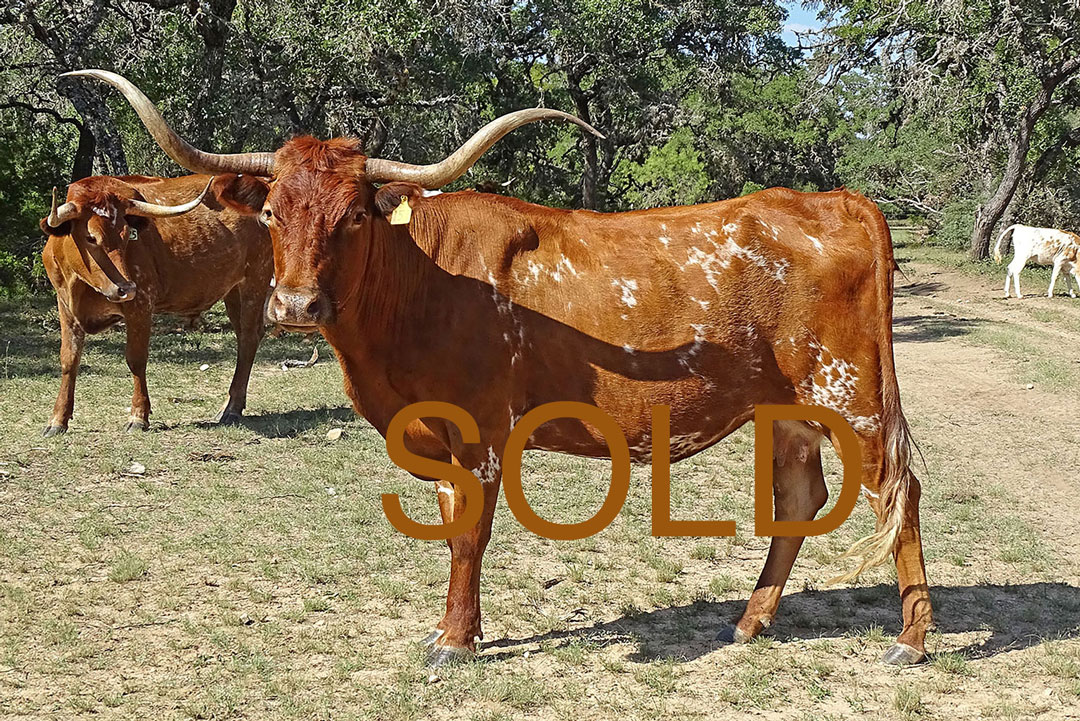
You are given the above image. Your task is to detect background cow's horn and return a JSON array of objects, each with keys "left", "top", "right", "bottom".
[
  {"left": 128, "top": 177, "right": 214, "bottom": 218},
  {"left": 364, "top": 109, "right": 605, "bottom": 189},
  {"left": 61, "top": 69, "right": 276, "bottom": 177},
  {"left": 47, "top": 187, "right": 80, "bottom": 227}
]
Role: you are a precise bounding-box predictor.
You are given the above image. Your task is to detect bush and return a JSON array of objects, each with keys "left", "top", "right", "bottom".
[{"left": 932, "top": 196, "right": 979, "bottom": 249}]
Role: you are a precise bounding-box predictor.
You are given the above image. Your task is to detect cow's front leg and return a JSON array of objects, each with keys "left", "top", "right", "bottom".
[
  {"left": 44, "top": 301, "right": 86, "bottom": 437},
  {"left": 428, "top": 450, "right": 502, "bottom": 667},
  {"left": 721, "top": 421, "right": 828, "bottom": 644},
  {"left": 123, "top": 310, "right": 152, "bottom": 432}
]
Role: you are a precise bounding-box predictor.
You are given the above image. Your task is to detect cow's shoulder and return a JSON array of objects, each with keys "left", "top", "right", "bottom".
[{"left": 414, "top": 191, "right": 555, "bottom": 274}]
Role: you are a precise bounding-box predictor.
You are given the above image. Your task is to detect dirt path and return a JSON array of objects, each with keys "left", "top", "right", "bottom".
[{"left": 894, "top": 261, "right": 1080, "bottom": 573}]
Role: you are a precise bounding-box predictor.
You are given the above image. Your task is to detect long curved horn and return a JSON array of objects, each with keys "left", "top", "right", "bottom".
[
  {"left": 128, "top": 177, "right": 214, "bottom": 218},
  {"left": 48, "top": 187, "right": 81, "bottom": 227},
  {"left": 61, "top": 70, "right": 275, "bottom": 176},
  {"left": 365, "top": 109, "right": 605, "bottom": 189}
]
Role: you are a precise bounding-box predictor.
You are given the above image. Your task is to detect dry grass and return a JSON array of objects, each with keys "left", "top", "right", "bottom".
[{"left": 1, "top": 245, "right": 1079, "bottom": 719}]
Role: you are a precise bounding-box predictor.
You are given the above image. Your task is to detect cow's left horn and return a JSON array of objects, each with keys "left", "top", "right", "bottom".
[
  {"left": 128, "top": 177, "right": 214, "bottom": 218},
  {"left": 365, "top": 109, "right": 605, "bottom": 189},
  {"left": 47, "top": 187, "right": 80, "bottom": 227},
  {"left": 61, "top": 70, "right": 276, "bottom": 177}
]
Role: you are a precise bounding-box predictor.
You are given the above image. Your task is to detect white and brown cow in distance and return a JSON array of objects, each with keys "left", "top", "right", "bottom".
[
  {"left": 39, "top": 173, "right": 273, "bottom": 435},
  {"left": 75, "top": 68, "right": 932, "bottom": 668},
  {"left": 994, "top": 223, "right": 1080, "bottom": 299}
]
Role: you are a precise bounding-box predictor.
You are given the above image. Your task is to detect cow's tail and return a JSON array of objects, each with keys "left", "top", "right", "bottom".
[
  {"left": 829, "top": 196, "right": 916, "bottom": 585},
  {"left": 993, "top": 225, "right": 1017, "bottom": 264}
]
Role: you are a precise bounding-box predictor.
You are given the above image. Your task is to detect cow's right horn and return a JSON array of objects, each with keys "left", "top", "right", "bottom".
[
  {"left": 62, "top": 69, "right": 276, "bottom": 177},
  {"left": 48, "top": 187, "right": 80, "bottom": 227}
]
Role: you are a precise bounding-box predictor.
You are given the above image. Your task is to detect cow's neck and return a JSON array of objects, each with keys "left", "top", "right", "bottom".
[{"left": 329, "top": 221, "right": 438, "bottom": 357}]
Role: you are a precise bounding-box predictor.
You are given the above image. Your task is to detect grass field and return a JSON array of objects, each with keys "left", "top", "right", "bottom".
[{"left": 1, "top": 235, "right": 1079, "bottom": 719}]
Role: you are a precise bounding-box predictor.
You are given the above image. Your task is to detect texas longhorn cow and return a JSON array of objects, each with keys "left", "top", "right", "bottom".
[
  {"left": 70, "top": 69, "right": 932, "bottom": 667},
  {"left": 40, "top": 172, "right": 273, "bottom": 435}
]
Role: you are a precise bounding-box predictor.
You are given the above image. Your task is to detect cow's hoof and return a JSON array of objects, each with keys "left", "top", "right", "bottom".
[
  {"left": 426, "top": 644, "right": 473, "bottom": 668},
  {"left": 42, "top": 424, "right": 67, "bottom": 438},
  {"left": 715, "top": 625, "right": 753, "bottom": 645},
  {"left": 124, "top": 419, "right": 149, "bottom": 433},
  {"left": 214, "top": 411, "right": 243, "bottom": 426},
  {"left": 881, "top": 643, "right": 925, "bottom": 666},
  {"left": 419, "top": 630, "right": 444, "bottom": 649}
]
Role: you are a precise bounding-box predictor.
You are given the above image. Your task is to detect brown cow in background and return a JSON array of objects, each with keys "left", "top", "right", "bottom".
[{"left": 39, "top": 173, "right": 272, "bottom": 435}]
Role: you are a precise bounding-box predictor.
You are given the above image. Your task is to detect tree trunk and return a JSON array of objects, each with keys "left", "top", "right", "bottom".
[
  {"left": 71, "top": 123, "right": 96, "bottom": 181},
  {"left": 567, "top": 77, "right": 599, "bottom": 210},
  {"left": 970, "top": 135, "right": 1027, "bottom": 260},
  {"left": 61, "top": 84, "right": 128, "bottom": 175}
]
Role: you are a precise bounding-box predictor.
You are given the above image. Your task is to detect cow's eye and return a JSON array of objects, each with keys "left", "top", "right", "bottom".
[
  {"left": 352, "top": 209, "right": 368, "bottom": 224},
  {"left": 260, "top": 208, "right": 273, "bottom": 225}
]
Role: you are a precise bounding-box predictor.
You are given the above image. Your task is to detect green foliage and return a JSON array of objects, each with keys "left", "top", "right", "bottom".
[
  {"left": 611, "top": 129, "right": 710, "bottom": 208},
  {"left": 1, "top": 0, "right": 1079, "bottom": 291},
  {"left": 936, "top": 197, "right": 981, "bottom": 250}
]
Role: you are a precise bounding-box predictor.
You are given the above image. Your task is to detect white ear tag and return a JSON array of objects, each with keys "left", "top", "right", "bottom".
[{"left": 128, "top": 228, "right": 139, "bottom": 241}]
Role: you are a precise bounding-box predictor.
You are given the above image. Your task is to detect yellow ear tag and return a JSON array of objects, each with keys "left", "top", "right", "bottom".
[{"left": 389, "top": 195, "right": 412, "bottom": 225}]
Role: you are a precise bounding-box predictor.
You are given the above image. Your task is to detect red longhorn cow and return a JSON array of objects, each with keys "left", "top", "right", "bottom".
[
  {"left": 71, "top": 70, "right": 933, "bottom": 667},
  {"left": 40, "top": 172, "right": 273, "bottom": 435}
]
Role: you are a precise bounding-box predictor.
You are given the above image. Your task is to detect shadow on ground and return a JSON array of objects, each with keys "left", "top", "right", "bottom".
[
  {"left": 893, "top": 313, "right": 984, "bottom": 343},
  {"left": 230, "top": 405, "right": 357, "bottom": 438},
  {"left": 482, "top": 582, "right": 1079, "bottom": 663}
]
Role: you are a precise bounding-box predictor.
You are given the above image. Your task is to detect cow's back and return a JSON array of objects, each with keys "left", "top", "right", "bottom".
[{"left": 126, "top": 175, "right": 272, "bottom": 313}]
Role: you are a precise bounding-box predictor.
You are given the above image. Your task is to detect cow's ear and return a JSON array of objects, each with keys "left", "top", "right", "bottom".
[
  {"left": 39, "top": 217, "right": 71, "bottom": 237},
  {"left": 124, "top": 215, "right": 150, "bottom": 234},
  {"left": 211, "top": 174, "right": 271, "bottom": 214},
  {"left": 374, "top": 182, "right": 426, "bottom": 223}
]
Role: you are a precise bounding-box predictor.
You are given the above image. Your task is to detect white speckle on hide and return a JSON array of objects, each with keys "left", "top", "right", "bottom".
[
  {"left": 659, "top": 235, "right": 671, "bottom": 247},
  {"left": 555, "top": 255, "right": 578, "bottom": 279},
  {"left": 488, "top": 272, "right": 514, "bottom": 316},
  {"left": 689, "top": 296, "right": 710, "bottom": 310},
  {"left": 92, "top": 206, "right": 113, "bottom": 219},
  {"left": 623, "top": 344, "right": 635, "bottom": 354},
  {"left": 473, "top": 447, "right": 501, "bottom": 485},
  {"left": 803, "top": 340, "right": 880, "bottom": 434},
  {"left": 678, "top": 323, "right": 708, "bottom": 373},
  {"left": 436, "top": 483, "right": 454, "bottom": 500},
  {"left": 722, "top": 222, "right": 739, "bottom": 235},
  {"left": 421, "top": 189, "right": 443, "bottom": 197},
  {"left": 613, "top": 278, "right": 638, "bottom": 307},
  {"left": 805, "top": 233, "right": 824, "bottom": 253}
]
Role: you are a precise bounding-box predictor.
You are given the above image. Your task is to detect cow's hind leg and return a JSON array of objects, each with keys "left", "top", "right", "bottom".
[
  {"left": 44, "top": 301, "right": 86, "bottom": 437},
  {"left": 721, "top": 421, "right": 828, "bottom": 644},
  {"left": 856, "top": 433, "right": 932, "bottom": 665},
  {"left": 1048, "top": 260, "right": 1064, "bottom": 298},
  {"left": 217, "top": 283, "right": 267, "bottom": 424},
  {"left": 1007, "top": 259, "right": 1026, "bottom": 298}
]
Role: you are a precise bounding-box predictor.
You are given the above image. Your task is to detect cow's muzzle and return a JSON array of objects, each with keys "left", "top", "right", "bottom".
[{"left": 267, "top": 286, "right": 331, "bottom": 328}]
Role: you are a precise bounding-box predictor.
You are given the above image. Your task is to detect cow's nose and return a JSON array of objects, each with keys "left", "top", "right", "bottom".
[{"left": 267, "top": 286, "right": 331, "bottom": 327}]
